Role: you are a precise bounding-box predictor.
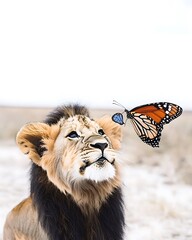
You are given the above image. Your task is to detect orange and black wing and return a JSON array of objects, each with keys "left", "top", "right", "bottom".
[
  {"left": 129, "top": 102, "right": 183, "bottom": 147},
  {"left": 130, "top": 102, "right": 183, "bottom": 125},
  {"left": 129, "top": 112, "right": 163, "bottom": 147}
]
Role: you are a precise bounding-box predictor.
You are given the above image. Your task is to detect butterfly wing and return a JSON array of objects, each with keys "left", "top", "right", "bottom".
[
  {"left": 131, "top": 102, "right": 183, "bottom": 126},
  {"left": 129, "top": 102, "right": 183, "bottom": 147},
  {"left": 130, "top": 113, "right": 163, "bottom": 147},
  {"left": 112, "top": 113, "right": 124, "bottom": 125}
]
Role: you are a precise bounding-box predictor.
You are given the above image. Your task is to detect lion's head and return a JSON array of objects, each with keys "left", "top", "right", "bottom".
[{"left": 16, "top": 104, "right": 122, "bottom": 210}]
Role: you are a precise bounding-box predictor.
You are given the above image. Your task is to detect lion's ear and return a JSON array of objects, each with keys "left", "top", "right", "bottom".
[
  {"left": 16, "top": 123, "right": 59, "bottom": 166},
  {"left": 96, "top": 116, "right": 122, "bottom": 150}
]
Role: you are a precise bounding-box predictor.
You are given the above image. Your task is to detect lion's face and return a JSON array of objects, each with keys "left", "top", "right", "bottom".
[
  {"left": 54, "top": 115, "right": 117, "bottom": 183},
  {"left": 16, "top": 109, "right": 122, "bottom": 197}
]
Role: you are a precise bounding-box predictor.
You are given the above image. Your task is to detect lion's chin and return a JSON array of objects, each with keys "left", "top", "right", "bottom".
[{"left": 83, "top": 163, "right": 116, "bottom": 182}]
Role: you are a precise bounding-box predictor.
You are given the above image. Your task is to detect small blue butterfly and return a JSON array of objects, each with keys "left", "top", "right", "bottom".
[{"left": 112, "top": 113, "right": 124, "bottom": 125}]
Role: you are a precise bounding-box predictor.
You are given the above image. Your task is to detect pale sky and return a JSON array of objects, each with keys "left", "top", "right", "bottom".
[{"left": 0, "top": 0, "right": 192, "bottom": 110}]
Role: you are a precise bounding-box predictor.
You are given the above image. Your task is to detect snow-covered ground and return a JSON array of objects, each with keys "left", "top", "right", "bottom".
[
  {"left": 1, "top": 108, "right": 192, "bottom": 240},
  {"left": 122, "top": 166, "right": 192, "bottom": 240},
  {"left": 0, "top": 141, "right": 30, "bottom": 239}
]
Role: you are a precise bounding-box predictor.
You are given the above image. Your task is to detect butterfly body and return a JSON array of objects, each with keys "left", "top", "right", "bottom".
[
  {"left": 124, "top": 109, "right": 134, "bottom": 119},
  {"left": 112, "top": 101, "right": 183, "bottom": 148}
]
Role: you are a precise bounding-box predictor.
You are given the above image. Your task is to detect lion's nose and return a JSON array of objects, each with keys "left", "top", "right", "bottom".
[{"left": 90, "top": 142, "right": 108, "bottom": 152}]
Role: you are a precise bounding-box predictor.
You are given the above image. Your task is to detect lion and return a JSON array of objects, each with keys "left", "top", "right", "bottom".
[{"left": 3, "top": 104, "right": 125, "bottom": 240}]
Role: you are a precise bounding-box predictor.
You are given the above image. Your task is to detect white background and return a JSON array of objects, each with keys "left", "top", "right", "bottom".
[{"left": 0, "top": 0, "right": 192, "bottom": 110}]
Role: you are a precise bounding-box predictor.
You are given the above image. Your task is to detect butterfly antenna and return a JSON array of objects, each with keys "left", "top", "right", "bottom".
[{"left": 112, "top": 100, "right": 126, "bottom": 109}]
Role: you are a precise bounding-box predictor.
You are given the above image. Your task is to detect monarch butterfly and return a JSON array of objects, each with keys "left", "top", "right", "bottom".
[{"left": 112, "top": 100, "right": 183, "bottom": 148}]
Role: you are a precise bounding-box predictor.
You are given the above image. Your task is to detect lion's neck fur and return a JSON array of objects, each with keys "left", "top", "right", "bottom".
[
  {"left": 30, "top": 163, "right": 125, "bottom": 240},
  {"left": 69, "top": 167, "right": 122, "bottom": 213}
]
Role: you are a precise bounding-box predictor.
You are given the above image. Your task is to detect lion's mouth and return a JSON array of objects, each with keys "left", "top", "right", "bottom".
[{"left": 80, "top": 157, "right": 115, "bottom": 173}]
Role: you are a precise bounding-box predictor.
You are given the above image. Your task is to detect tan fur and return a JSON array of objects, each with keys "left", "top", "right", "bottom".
[
  {"left": 4, "top": 197, "right": 48, "bottom": 240},
  {"left": 3, "top": 113, "right": 122, "bottom": 239},
  {"left": 96, "top": 116, "right": 122, "bottom": 149}
]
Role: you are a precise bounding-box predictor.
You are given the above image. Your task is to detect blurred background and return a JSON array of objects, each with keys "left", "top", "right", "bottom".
[
  {"left": 0, "top": 1, "right": 192, "bottom": 239},
  {"left": 0, "top": 0, "right": 192, "bottom": 109}
]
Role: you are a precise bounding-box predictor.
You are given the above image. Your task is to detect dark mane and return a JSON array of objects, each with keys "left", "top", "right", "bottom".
[
  {"left": 44, "top": 104, "right": 90, "bottom": 125},
  {"left": 30, "top": 164, "right": 125, "bottom": 240}
]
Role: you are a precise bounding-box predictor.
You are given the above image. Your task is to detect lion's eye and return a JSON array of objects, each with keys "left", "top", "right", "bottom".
[
  {"left": 98, "top": 129, "right": 105, "bottom": 135},
  {"left": 66, "top": 131, "right": 80, "bottom": 139}
]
